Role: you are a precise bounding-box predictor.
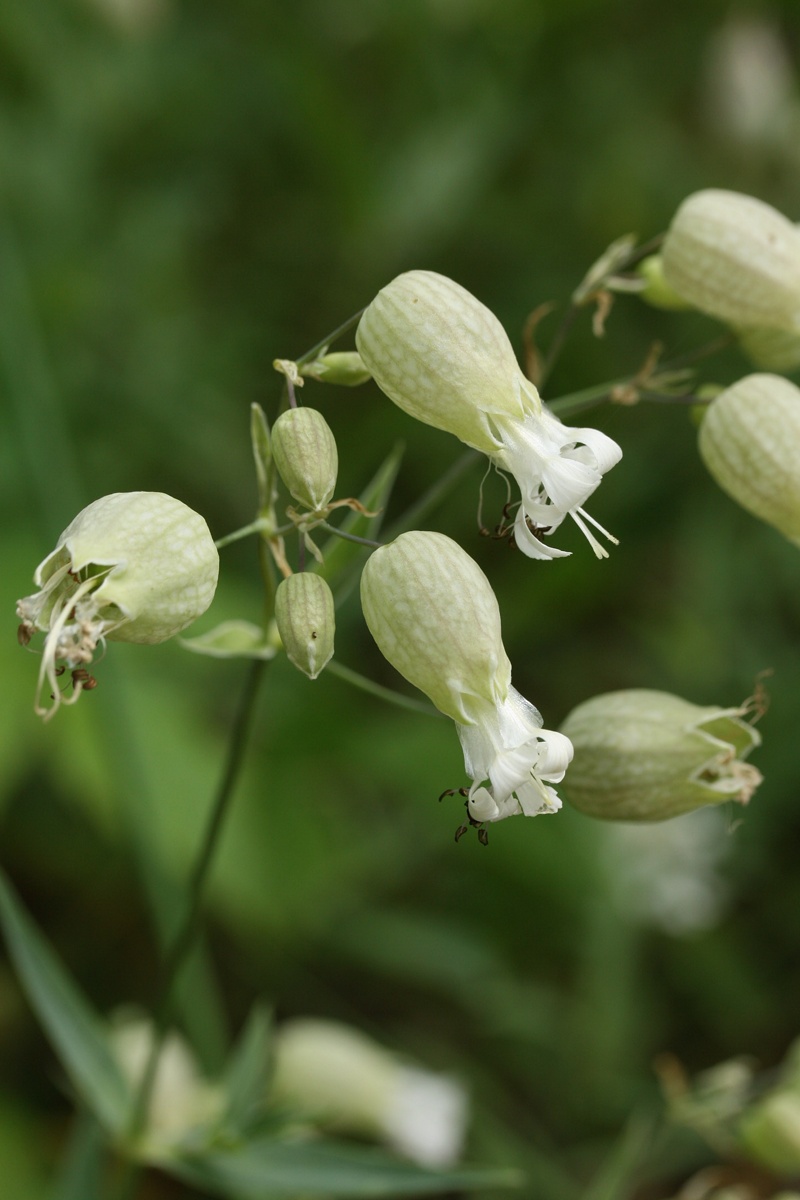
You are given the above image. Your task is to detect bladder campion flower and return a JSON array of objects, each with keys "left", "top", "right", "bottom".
[
  {"left": 274, "top": 573, "right": 335, "bottom": 680},
  {"left": 698, "top": 373, "right": 800, "bottom": 547},
  {"left": 356, "top": 270, "right": 622, "bottom": 560},
  {"left": 662, "top": 189, "right": 800, "bottom": 332},
  {"left": 560, "top": 689, "right": 762, "bottom": 821},
  {"left": 360, "top": 531, "right": 573, "bottom": 838},
  {"left": 17, "top": 492, "right": 219, "bottom": 719}
]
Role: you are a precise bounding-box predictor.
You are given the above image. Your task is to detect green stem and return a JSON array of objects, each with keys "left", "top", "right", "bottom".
[
  {"left": 318, "top": 520, "right": 382, "bottom": 549},
  {"left": 295, "top": 308, "right": 365, "bottom": 368},
  {"left": 113, "top": 658, "right": 268, "bottom": 1200},
  {"left": 327, "top": 660, "right": 441, "bottom": 717},
  {"left": 215, "top": 517, "right": 274, "bottom": 549},
  {"left": 384, "top": 449, "right": 480, "bottom": 540}
]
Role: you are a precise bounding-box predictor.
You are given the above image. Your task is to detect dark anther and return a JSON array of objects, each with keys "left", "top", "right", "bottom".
[
  {"left": 54, "top": 666, "right": 66, "bottom": 677},
  {"left": 454, "top": 824, "right": 469, "bottom": 843},
  {"left": 438, "top": 786, "right": 469, "bottom": 802},
  {"left": 478, "top": 828, "right": 489, "bottom": 846},
  {"left": 71, "top": 668, "right": 98, "bottom": 692},
  {"left": 17, "top": 623, "right": 33, "bottom": 647}
]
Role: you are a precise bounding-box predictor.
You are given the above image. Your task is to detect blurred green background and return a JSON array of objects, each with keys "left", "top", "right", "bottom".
[{"left": 2, "top": 0, "right": 800, "bottom": 1195}]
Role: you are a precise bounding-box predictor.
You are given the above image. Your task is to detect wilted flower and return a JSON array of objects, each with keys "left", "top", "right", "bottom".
[
  {"left": 560, "top": 689, "right": 762, "bottom": 821},
  {"left": 17, "top": 492, "right": 219, "bottom": 719},
  {"left": 356, "top": 270, "right": 621, "bottom": 560},
  {"left": 698, "top": 374, "right": 800, "bottom": 548},
  {"left": 662, "top": 189, "right": 800, "bottom": 332},
  {"left": 270, "top": 1018, "right": 468, "bottom": 1167},
  {"left": 360, "top": 531, "right": 572, "bottom": 835}
]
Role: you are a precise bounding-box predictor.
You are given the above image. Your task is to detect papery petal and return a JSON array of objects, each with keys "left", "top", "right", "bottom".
[
  {"left": 513, "top": 509, "right": 571, "bottom": 560},
  {"left": 563, "top": 424, "right": 624, "bottom": 474}
]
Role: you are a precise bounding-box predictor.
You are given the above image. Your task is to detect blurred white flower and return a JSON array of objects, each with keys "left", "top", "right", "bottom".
[{"left": 270, "top": 1018, "right": 468, "bottom": 1167}]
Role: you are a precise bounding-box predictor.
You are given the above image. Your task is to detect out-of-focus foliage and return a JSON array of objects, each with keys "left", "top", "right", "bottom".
[{"left": 2, "top": 0, "right": 800, "bottom": 1196}]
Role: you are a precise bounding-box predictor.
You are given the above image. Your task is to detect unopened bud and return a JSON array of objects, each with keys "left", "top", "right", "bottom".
[
  {"left": 635, "top": 254, "right": 693, "bottom": 310},
  {"left": 274, "top": 573, "right": 335, "bottom": 680},
  {"left": 662, "top": 189, "right": 800, "bottom": 331},
  {"left": 560, "top": 689, "right": 762, "bottom": 821},
  {"left": 699, "top": 373, "right": 800, "bottom": 547},
  {"left": 300, "top": 351, "right": 371, "bottom": 387},
  {"left": 271, "top": 407, "right": 338, "bottom": 511}
]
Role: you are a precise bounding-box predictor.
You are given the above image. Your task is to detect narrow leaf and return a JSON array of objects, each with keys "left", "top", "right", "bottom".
[
  {"left": 0, "top": 867, "right": 131, "bottom": 1134},
  {"left": 220, "top": 1005, "right": 273, "bottom": 1136},
  {"left": 171, "top": 1136, "right": 523, "bottom": 1198}
]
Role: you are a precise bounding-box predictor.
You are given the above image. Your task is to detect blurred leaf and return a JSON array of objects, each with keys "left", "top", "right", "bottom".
[
  {"left": 0, "top": 867, "right": 130, "bottom": 1135},
  {"left": 181, "top": 620, "right": 277, "bottom": 660},
  {"left": 220, "top": 1004, "right": 273, "bottom": 1138},
  {"left": 319, "top": 442, "right": 404, "bottom": 591},
  {"left": 50, "top": 1111, "right": 108, "bottom": 1200},
  {"left": 579, "top": 1110, "right": 657, "bottom": 1200},
  {"left": 171, "top": 1136, "right": 523, "bottom": 1198}
]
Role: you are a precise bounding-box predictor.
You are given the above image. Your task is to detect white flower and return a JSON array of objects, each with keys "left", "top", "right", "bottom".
[
  {"left": 17, "top": 492, "right": 219, "bottom": 718},
  {"left": 270, "top": 1018, "right": 468, "bottom": 1168},
  {"left": 360, "top": 530, "right": 573, "bottom": 833},
  {"left": 356, "top": 270, "right": 622, "bottom": 560}
]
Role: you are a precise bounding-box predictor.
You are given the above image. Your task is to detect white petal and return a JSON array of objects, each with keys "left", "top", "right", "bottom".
[
  {"left": 559, "top": 423, "right": 623, "bottom": 475},
  {"left": 513, "top": 508, "right": 571, "bottom": 560}
]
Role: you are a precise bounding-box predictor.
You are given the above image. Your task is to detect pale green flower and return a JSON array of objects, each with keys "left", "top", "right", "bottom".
[
  {"left": 356, "top": 270, "right": 621, "bottom": 560},
  {"left": 360, "top": 531, "right": 572, "bottom": 832}
]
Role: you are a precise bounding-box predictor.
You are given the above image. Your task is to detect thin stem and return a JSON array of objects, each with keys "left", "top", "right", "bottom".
[
  {"left": 538, "top": 304, "right": 580, "bottom": 390},
  {"left": 327, "top": 660, "right": 442, "bottom": 717},
  {"left": 113, "top": 658, "right": 268, "bottom": 1200},
  {"left": 318, "top": 520, "right": 383, "bottom": 549},
  {"left": 295, "top": 308, "right": 365, "bottom": 368},
  {"left": 384, "top": 449, "right": 480, "bottom": 540},
  {"left": 215, "top": 517, "right": 274, "bottom": 549}
]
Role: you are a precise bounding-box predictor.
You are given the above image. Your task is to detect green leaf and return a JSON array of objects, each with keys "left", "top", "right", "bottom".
[
  {"left": 0, "top": 867, "right": 131, "bottom": 1135},
  {"left": 171, "top": 1136, "right": 523, "bottom": 1198},
  {"left": 220, "top": 1004, "right": 273, "bottom": 1137},
  {"left": 181, "top": 620, "right": 277, "bottom": 660},
  {"left": 50, "top": 1111, "right": 108, "bottom": 1200}
]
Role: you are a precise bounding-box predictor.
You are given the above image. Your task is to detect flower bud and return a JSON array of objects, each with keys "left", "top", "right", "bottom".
[
  {"left": 269, "top": 1018, "right": 468, "bottom": 1167},
  {"left": 635, "top": 254, "right": 693, "bottom": 310},
  {"left": 17, "top": 492, "right": 219, "bottom": 718},
  {"left": 272, "top": 407, "right": 338, "bottom": 511},
  {"left": 560, "top": 689, "right": 762, "bottom": 821},
  {"left": 300, "top": 351, "right": 371, "bottom": 387},
  {"left": 274, "top": 573, "right": 335, "bottom": 680},
  {"left": 698, "top": 373, "right": 800, "bottom": 547},
  {"left": 736, "top": 323, "right": 800, "bottom": 372},
  {"left": 662, "top": 189, "right": 800, "bottom": 331}
]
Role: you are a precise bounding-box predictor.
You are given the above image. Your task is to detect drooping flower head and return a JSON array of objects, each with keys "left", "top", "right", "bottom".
[
  {"left": 356, "top": 270, "right": 622, "bottom": 560},
  {"left": 17, "top": 492, "right": 219, "bottom": 718},
  {"left": 360, "top": 530, "right": 573, "bottom": 835}
]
